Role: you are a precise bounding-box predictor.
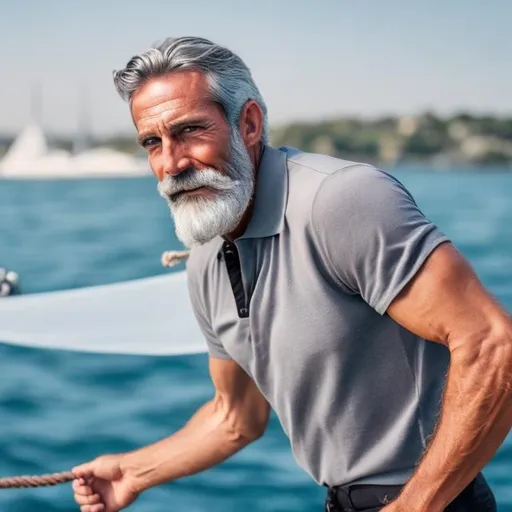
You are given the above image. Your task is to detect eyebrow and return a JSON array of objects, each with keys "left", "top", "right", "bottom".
[{"left": 136, "top": 117, "right": 210, "bottom": 146}]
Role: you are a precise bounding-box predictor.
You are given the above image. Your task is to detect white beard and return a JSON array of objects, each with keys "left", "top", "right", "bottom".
[{"left": 157, "top": 128, "right": 254, "bottom": 248}]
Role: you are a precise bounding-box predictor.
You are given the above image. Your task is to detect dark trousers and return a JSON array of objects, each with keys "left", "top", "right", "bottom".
[{"left": 325, "top": 472, "right": 497, "bottom": 511}]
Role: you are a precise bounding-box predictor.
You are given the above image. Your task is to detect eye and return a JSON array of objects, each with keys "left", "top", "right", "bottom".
[
  {"left": 142, "top": 137, "right": 160, "bottom": 149},
  {"left": 181, "top": 125, "right": 201, "bottom": 135}
]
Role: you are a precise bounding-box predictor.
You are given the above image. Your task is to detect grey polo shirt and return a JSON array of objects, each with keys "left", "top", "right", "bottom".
[{"left": 186, "top": 146, "right": 451, "bottom": 487}]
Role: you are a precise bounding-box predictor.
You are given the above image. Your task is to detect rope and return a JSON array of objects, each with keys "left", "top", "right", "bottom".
[
  {"left": 0, "top": 250, "right": 191, "bottom": 490},
  {"left": 0, "top": 471, "right": 74, "bottom": 488},
  {"left": 161, "top": 250, "right": 190, "bottom": 267}
]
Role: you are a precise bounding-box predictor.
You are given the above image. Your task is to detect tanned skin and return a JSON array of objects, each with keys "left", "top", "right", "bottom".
[{"left": 72, "top": 71, "right": 512, "bottom": 512}]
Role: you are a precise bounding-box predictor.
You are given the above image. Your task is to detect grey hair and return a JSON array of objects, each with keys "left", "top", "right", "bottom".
[{"left": 113, "top": 36, "right": 269, "bottom": 143}]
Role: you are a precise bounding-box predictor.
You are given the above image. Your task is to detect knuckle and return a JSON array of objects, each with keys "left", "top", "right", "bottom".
[
  {"left": 87, "top": 494, "right": 101, "bottom": 505},
  {"left": 75, "top": 484, "right": 90, "bottom": 496},
  {"left": 75, "top": 495, "right": 89, "bottom": 506}
]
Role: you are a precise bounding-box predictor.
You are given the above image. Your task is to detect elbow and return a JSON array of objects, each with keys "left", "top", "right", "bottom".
[
  {"left": 483, "top": 322, "right": 512, "bottom": 376},
  {"left": 214, "top": 399, "right": 270, "bottom": 446},
  {"left": 453, "top": 320, "right": 512, "bottom": 395},
  {"left": 240, "top": 424, "right": 266, "bottom": 444},
  {"left": 224, "top": 416, "right": 268, "bottom": 446},
  {"left": 231, "top": 406, "right": 270, "bottom": 445},
  {"left": 499, "top": 324, "right": 512, "bottom": 393},
  {"left": 484, "top": 322, "right": 511, "bottom": 357},
  {"left": 250, "top": 408, "right": 271, "bottom": 440},
  {"left": 485, "top": 325, "right": 512, "bottom": 417}
]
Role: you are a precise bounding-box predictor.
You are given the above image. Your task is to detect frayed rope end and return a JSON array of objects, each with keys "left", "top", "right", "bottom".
[{"left": 161, "top": 250, "right": 190, "bottom": 268}]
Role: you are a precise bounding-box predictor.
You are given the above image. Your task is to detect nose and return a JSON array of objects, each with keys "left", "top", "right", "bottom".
[{"left": 160, "top": 139, "right": 191, "bottom": 179}]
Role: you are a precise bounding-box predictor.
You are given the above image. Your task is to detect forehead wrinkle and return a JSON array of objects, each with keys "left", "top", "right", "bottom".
[
  {"left": 131, "top": 71, "right": 218, "bottom": 132},
  {"left": 134, "top": 95, "right": 215, "bottom": 132}
]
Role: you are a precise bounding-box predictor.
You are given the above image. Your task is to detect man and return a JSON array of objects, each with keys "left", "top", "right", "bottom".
[{"left": 72, "top": 37, "right": 511, "bottom": 512}]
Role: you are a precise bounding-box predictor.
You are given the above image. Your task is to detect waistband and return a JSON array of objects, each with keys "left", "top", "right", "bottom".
[
  {"left": 326, "top": 483, "right": 403, "bottom": 511},
  {"left": 326, "top": 473, "right": 495, "bottom": 512}
]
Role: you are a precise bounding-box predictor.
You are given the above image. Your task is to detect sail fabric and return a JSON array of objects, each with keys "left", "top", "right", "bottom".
[
  {"left": 0, "top": 272, "right": 207, "bottom": 356},
  {"left": 0, "top": 122, "right": 149, "bottom": 178}
]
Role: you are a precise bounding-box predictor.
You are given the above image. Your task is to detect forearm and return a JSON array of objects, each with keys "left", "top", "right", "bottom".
[
  {"left": 393, "top": 335, "right": 512, "bottom": 511},
  {"left": 120, "top": 399, "right": 257, "bottom": 493}
]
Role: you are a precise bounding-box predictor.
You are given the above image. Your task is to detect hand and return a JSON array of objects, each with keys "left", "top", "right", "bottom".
[{"left": 72, "top": 454, "right": 140, "bottom": 512}]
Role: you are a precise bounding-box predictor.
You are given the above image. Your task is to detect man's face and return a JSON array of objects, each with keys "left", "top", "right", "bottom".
[{"left": 131, "top": 71, "right": 254, "bottom": 247}]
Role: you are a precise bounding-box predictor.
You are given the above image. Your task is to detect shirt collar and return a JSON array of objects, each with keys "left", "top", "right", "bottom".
[{"left": 238, "top": 145, "right": 288, "bottom": 240}]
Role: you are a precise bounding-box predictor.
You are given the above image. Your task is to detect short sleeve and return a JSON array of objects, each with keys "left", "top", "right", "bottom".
[
  {"left": 186, "top": 259, "right": 232, "bottom": 360},
  {"left": 312, "top": 165, "right": 450, "bottom": 314}
]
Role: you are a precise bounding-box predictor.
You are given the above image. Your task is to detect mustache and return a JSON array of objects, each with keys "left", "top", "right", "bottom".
[{"left": 157, "top": 167, "right": 235, "bottom": 200}]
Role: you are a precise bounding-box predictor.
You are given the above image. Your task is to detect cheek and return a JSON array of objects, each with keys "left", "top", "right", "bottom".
[
  {"left": 187, "top": 137, "right": 231, "bottom": 168},
  {"left": 147, "top": 152, "right": 164, "bottom": 181}
]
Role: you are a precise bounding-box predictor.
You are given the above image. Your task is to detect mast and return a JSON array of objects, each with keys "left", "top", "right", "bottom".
[
  {"left": 30, "top": 82, "right": 43, "bottom": 125},
  {"left": 73, "top": 82, "right": 91, "bottom": 154}
]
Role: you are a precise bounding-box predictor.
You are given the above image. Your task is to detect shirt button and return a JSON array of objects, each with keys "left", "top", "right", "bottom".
[{"left": 239, "top": 307, "right": 248, "bottom": 316}]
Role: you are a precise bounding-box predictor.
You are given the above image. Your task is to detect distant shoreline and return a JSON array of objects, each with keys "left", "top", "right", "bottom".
[
  {"left": 270, "top": 112, "right": 512, "bottom": 167},
  {"left": 1, "top": 111, "right": 511, "bottom": 169}
]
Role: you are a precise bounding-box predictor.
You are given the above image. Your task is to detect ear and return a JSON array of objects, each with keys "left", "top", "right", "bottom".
[{"left": 238, "top": 99, "right": 264, "bottom": 148}]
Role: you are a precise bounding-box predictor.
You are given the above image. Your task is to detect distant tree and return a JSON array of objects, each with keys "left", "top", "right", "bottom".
[{"left": 402, "top": 132, "right": 444, "bottom": 157}]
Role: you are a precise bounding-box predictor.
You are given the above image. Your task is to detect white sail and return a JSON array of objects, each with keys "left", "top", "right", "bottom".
[
  {"left": 0, "top": 272, "right": 207, "bottom": 356},
  {"left": 0, "top": 122, "right": 48, "bottom": 168},
  {"left": 0, "top": 123, "right": 150, "bottom": 179}
]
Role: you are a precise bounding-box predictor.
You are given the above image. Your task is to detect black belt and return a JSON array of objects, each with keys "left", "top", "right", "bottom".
[
  {"left": 326, "top": 473, "right": 496, "bottom": 512},
  {"left": 326, "top": 483, "right": 403, "bottom": 512}
]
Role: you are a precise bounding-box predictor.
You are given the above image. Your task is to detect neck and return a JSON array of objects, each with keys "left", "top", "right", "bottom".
[{"left": 224, "top": 142, "right": 264, "bottom": 242}]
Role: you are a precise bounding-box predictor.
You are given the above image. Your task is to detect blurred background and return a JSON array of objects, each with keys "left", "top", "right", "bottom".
[{"left": 0, "top": 1, "right": 511, "bottom": 510}]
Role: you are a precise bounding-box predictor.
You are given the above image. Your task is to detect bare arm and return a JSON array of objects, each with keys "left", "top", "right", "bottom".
[
  {"left": 121, "top": 357, "right": 270, "bottom": 493},
  {"left": 384, "top": 242, "right": 512, "bottom": 511}
]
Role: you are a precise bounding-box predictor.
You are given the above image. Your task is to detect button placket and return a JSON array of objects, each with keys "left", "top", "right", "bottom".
[{"left": 222, "top": 241, "right": 250, "bottom": 319}]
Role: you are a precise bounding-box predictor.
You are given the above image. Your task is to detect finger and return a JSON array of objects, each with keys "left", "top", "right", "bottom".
[
  {"left": 73, "top": 483, "right": 94, "bottom": 496},
  {"left": 72, "top": 479, "right": 94, "bottom": 495},
  {"left": 72, "top": 463, "right": 94, "bottom": 480},
  {"left": 81, "top": 505, "right": 105, "bottom": 512},
  {"left": 74, "top": 493, "right": 101, "bottom": 506}
]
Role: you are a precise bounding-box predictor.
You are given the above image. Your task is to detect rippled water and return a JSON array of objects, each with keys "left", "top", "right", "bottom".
[{"left": 0, "top": 167, "right": 511, "bottom": 511}]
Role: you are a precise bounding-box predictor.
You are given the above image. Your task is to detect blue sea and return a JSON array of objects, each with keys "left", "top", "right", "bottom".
[{"left": 1, "top": 167, "right": 511, "bottom": 511}]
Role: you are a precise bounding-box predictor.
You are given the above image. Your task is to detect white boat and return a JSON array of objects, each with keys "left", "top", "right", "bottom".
[
  {"left": 0, "top": 270, "right": 206, "bottom": 356},
  {"left": 0, "top": 122, "right": 150, "bottom": 179}
]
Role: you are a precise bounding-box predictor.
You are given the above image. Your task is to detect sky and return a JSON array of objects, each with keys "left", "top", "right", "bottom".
[{"left": 0, "top": 0, "right": 511, "bottom": 136}]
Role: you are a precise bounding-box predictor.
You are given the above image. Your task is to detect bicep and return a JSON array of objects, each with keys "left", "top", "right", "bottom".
[
  {"left": 386, "top": 242, "right": 511, "bottom": 349},
  {"left": 209, "top": 357, "right": 270, "bottom": 435}
]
